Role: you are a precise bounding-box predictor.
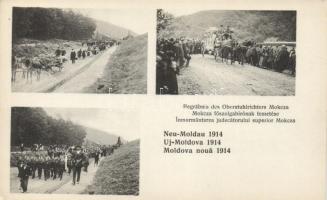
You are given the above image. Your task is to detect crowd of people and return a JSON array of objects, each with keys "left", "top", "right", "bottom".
[
  {"left": 59, "top": 40, "right": 115, "bottom": 65},
  {"left": 14, "top": 142, "right": 121, "bottom": 193},
  {"left": 156, "top": 37, "right": 192, "bottom": 94},
  {"left": 156, "top": 25, "right": 296, "bottom": 95},
  {"left": 12, "top": 40, "right": 117, "bottom": 83}
]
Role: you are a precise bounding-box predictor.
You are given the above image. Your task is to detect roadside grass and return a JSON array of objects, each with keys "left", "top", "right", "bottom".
[
  {"left": 85, "top": 34, "right": 147, "bottom": 94},
  {"left": 89, "top": 140, "right": 140, "bottom": 195}
]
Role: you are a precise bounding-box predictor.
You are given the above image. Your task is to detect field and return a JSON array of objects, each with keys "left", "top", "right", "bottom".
[
  {"left": 84, "top": 34, "right": 147, "bottom": 94},
  {"left": 89, "top": 140, "right": 140, "bottom": 195}
]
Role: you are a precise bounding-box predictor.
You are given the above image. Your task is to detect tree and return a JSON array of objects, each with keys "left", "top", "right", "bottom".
[
  {"left": 157, "top": 9, "right": 174, "bottom": 33},
  {"left": 11, "top": 107, "right": 87, "bottom": 147},
  {"left": 12, "top": 7, "right": 97, "bottom": 41}
]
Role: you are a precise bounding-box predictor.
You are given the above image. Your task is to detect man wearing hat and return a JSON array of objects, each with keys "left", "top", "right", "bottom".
[
  {"left": 19, "top": 161, "right": 31, "bottom": 193},
  {"left": 71, "top": 146, "right": 85, "bottom": 185},
  {"left": 70, "top": 49, "right": 77, "bottom": 64}
]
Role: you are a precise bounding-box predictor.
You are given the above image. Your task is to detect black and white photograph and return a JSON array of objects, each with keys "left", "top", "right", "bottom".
[
  {"left": 10, "top": 107, "right": 140, "bottom": 195},
  {"left": 11, "top": 7, "right": 148, "bottom": 94},
  {"left": 156, "top": 9, "right": 296, "bottom": 95}
]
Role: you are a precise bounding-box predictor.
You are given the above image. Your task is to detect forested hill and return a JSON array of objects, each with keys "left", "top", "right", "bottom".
[
  {"left": 11, "top": 107, "right": 86, "bottom": 146},
  {"left": 84, "top": 126, "right": 125, "bottom": 145},
  {"left": 12, "top": 7, "right": 96, "bottom": 41},
  {"left": 160, "top": 10, "right": 296, "bottom": 42},
  {"left": 96, "top": 20, "right": 137, "bottom": 40}
]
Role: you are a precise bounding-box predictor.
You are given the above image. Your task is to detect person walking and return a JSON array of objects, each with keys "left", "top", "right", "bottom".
[
  {"left": 72, "top": 146, "right": 85, "bottom": 185},
  {"left": 19, "top": 161, "right": 31, "bottom": 193},
  {"left": 82, "top": 50, "right": 86, "bottom": 59},
  {"left": 94, "top": 151, "right": 100, "bottom": 166},
  {"left": 70, "top": 49, "right": 77, "bottom": 64}
]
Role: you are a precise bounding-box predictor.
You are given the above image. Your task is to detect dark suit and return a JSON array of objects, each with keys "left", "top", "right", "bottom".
[
  {"left": 19, "top": 165, "right": 31, "bottom": 193},
  {"left": 72, "top": 153, "right": 84, "bottom": 184},
  {"left": 70, "top": 51, "right": 76, "bottom": 64}
]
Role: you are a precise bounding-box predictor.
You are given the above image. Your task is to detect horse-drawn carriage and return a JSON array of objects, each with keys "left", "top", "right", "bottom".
[
  {"left": 209, "top": 32, "right": 296, "bottom": 72},
  {"left": 12, "top": 54, "right": 66, "bottom": 83}
]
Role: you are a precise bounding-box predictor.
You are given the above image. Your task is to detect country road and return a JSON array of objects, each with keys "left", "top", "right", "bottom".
[
  {"left": 12, "top": 47, "right": 116, "bottom": 93},
  {"left": 178, "top": 54, "right": 295, "bottom": 95},
  {"left": 10, "top": 158, "right": 102, "bottom": 194},
  {"left": 53, "top": 47, "right": 116, "bottom": 93}
]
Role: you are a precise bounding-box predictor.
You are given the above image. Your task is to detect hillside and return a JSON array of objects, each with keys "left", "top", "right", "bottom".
[
  {"left": 159, "top": 10, "right": 296, "bottom": 42},
  {"left": 12, "top": 8, "right": 96, "bottom": 41},
  {"left": 96, "top": 20, "right": 137, "bottom": 40},
  {"left": 89, "top": 140, "right": 140, "bottom": 195},
  {"left": 84, "top": 33, "right": 147, "bottom": 94},
  {"left": 11, "top": 107, "right": 86, "bottom": 146},
  {"left": 83, "top": 126, "right": 123, "bottom": 145}
]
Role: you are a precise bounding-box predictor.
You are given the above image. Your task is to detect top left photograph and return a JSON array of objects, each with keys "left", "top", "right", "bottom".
[{"left": 11, "top": 7, "right": 149, "bottom": 94}]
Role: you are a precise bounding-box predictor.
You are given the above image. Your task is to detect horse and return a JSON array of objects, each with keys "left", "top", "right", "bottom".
[
  {"left": 12, "top": 56, "right": 22, "bottom": 82},
  {"left": 233, "top": 45, "right": 247, "bottom": 65},
  {"left": 11, "top": 56, "right": 33, "bottom": 82},
  {"left": 213, "top": 41, "right": 223, "bottom": 62},
  {"left": 220, "top": 39, "right": 236, "bottom": 65},
  {"left": 29, "top": 57, "right": 42, "bottom": 82},
  {"left": 246, "top": 46, "right": 258, "bottom": 66}
]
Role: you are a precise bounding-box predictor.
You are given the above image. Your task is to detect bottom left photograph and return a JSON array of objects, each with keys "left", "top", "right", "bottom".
[{"left": 10, "top": 107, "right": 140, "bottom": 195}]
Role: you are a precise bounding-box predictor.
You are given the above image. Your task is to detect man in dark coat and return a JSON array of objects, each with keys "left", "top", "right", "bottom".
[
  {"left": 30, "top": 157, "right": 36, "bottom": 179},
  {"left": 19, "top": 161, "right": 31, "bottom": 193},
  {"left": 175, "top": 40, "right": 185, "bottom": 68},
  {"left": 43, "top": 157, "right": 50, "bottom": 181},
  {"left": 94, "top": 151, "right": 100, "bottom": 166},
  {"left": 182, "top": 39, "right": 191, "bottom": 67},
  {"left": 166, "top": 62, "right": 178, "bottom": 94},
  {"left": 36, "top": 157, "right": 43, "bottom": 179},
  {"left": 77, "top": 49, "right": 82, "bottom": 59},
  {"left": 67, "top": 149, "right": 73, "bottom": 175},
  {"left": 275, "top": 45, "right": 289, "bottom": 72},
  {"left": 71, "top": 146, "right": 85, "bottom": 185},
  {"left": 82, "top": 50, "right": 86, "bottom": 59},
  {"left": 70, "top": 49, "right": 77, "bottom": 64},
  {"left": 58, "top": 157, "right": 65, "bottom": 180},
  {"left": 289, "top": 47, "right": 296, "bottom": 75}
]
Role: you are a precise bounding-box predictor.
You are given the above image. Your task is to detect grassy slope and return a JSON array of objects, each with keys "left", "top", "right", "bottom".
[
  {"left": 84, "top": 34, "right": 147, "bottom": 94},
  {"left": 84, "top": 126, "right": 124, "bottom": 145},
  {"left": 96, "top": 20, "right": 137, "bottom": 40},
  {"left": 91, "top": 140, "right": 140, "bottom": 195}
]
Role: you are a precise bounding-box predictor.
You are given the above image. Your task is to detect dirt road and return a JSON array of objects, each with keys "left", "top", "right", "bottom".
[
  {"left": 12, "top": 47, "right": 116, "bottom": 93},
  {"left": 10, "top": 158, "right": 102, "bottom": 194},
  {"left": 178, "top": 54, "right": 295, "bottom": 95},
  {"left": 53, "top": 47, "right": 116, "bottom": 93}
]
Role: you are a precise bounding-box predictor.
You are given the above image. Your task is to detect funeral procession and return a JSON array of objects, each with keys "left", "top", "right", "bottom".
[
  {"left": 11, "top": 7, "right": 148, "bottom": 94},
  {"left": 10, "top": 107, "right": 140, "bottom": 195},
  {"left": 156, "top": 10, "right": 296, "bottom": 96}
]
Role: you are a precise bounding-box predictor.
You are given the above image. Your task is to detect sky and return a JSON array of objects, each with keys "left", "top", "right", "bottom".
[
  {"left": 44, "top": 108, "right": 140, "bottom": 142},
  {"left": 75, "top": 9, "right": 152, "bottom": 34}
]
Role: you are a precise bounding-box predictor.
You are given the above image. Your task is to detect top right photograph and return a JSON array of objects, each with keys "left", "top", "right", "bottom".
[{"left": 156, "top": 10, "right": 296, "bottom": 96}]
